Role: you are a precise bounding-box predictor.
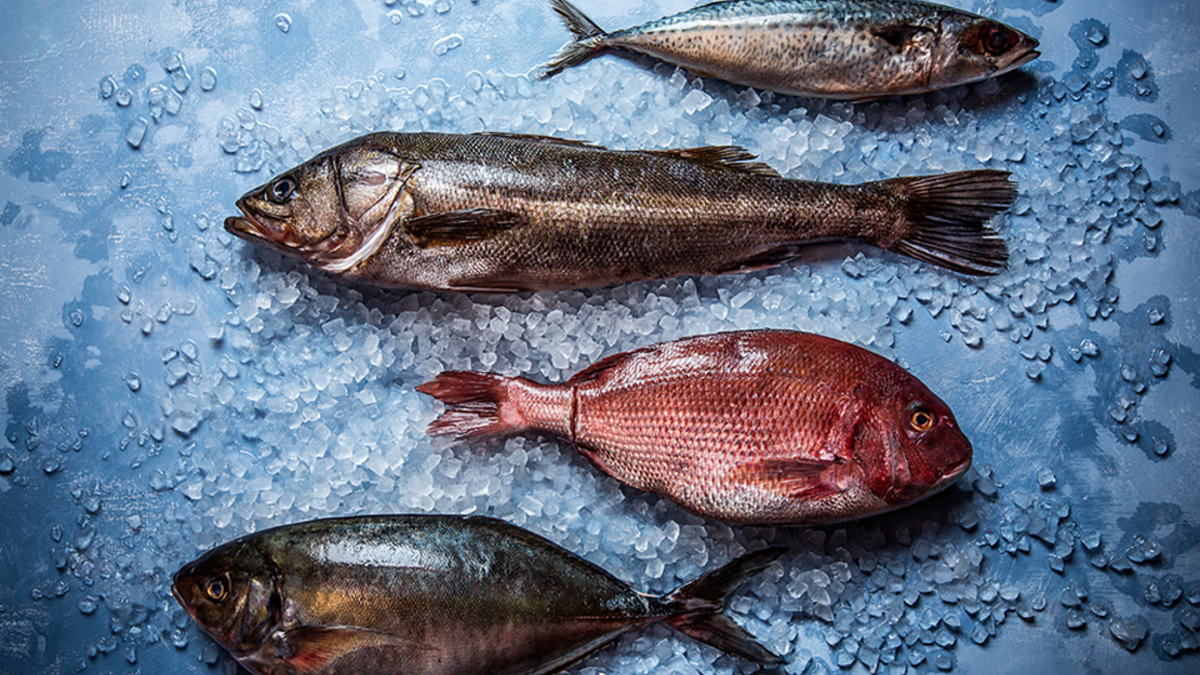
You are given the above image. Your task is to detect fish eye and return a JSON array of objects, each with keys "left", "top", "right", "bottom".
[
  {"left": 267, "top": 176, "right": 296, "bottom": 204},
  {"left": 204, "top": 575, "right": 229, "bottom": 602},
  {"left": 980, "top": 22, "right": 1019, "bottom": 56},
  {"left": 910, "top": 408, "right": 935, "bottom": 432}
]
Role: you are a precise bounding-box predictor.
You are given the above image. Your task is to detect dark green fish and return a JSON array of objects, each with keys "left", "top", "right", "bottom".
[
  {"left": 542, "top": 0, "right": 1040, "bottom": 100},
  {"left": 225, "top": 131, "right": 1015, "bottom": 292},
  {"left": 172, "top": 515, "right": 787, "bottom": 675}
]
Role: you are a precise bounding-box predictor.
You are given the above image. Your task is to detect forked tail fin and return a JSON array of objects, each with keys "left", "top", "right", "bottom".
[
  {"left": 416, "top": 371, "right": 515, "bottom": 441},
  {"left": 539, "top": 0, "right": 610, "bottom": 78},
  {"left": 881, "top": 169, "right": 1015, "bottom": 276},
  {"left": 662, "top": 547, "right": 789, "bottom": 666}
]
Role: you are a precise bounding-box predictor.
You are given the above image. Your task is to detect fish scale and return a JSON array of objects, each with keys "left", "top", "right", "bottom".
[{"left": 419, "top": 330, "right": 973, "bottom": 524}]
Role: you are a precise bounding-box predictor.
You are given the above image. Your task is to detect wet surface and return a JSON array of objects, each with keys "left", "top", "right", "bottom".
[{"left": 0, "top": 1, "right": 1197, "bottom": 674}]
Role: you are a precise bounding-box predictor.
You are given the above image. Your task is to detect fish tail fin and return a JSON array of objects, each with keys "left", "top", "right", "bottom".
[
  {"left": 416, "top": 371, "right": 525, "bottom": 441},
  {"left": 881, "top": 169, "right": 1015, "bottom": 276},
  {"left": 539, "top": 0, "right": 610, "bottom": 78},
  {"left": 661, "top": 547, "right": 789, "bottom": 666}
]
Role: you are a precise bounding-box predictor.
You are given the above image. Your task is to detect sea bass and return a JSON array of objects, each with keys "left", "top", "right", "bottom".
[
  {"left": 542, "top": 0, "right": 1040, "bottom": 100},
  {"left": 225, "top": 131, "right": 1015, "bottom": 292},
  {"left": 418, "top": 330, "right": 972, "bottom": 525},
  {"left": 172, "top": 515, "right": 786, "bottom": 675}
]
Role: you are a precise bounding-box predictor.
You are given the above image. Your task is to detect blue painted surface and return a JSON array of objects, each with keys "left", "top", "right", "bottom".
[{"left": 0, "top": 1, "right": 1197, "bottom": 674}]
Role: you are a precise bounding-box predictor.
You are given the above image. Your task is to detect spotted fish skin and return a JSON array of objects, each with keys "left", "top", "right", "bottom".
[
  {"left": 419, "top": 330, "right": 973, "bottom": 525},
  {"left": 542, "top": 0, "right": 1040, "bottom": 99},
  {"left": 171, "top": 515, "right": 786, "bottom": 675}
]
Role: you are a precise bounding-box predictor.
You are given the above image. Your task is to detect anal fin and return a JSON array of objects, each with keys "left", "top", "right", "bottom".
[{"left": 713, "top": 246, "right": 802, "bottom": 275}]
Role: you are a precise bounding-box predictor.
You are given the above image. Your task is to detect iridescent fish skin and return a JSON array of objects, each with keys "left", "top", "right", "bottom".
[
  {"left": 172, "top": 515, "right": 786, "bottom": 675},
  {"left": 419, "top": 330, "right": 972, "bottom": 525},
  {"left": 542, "top": 0, "right": 1040, "bottom": 99},
  {"left": 225, "top": 131, "right": 1016, "bottom": 292}
]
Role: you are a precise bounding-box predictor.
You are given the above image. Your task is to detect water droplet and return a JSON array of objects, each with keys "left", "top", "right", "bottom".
[
  {"left": 433, "top": 34, "right": 463, "bottom": 56},
  {"left": 434, "top": 0, "right": 452, "bottom": 13},
  {"left": 171, "top": 70, "right": 190, "bottom": 94},
  {"left": 1154, "top": 438, "right": 1170, "bottom": 456},
  {"left": 1086, "top": 25, "right": 1107, "bottom": 45},
  {"left": 393, "top": 67, "right": 406, "bottom": 80},
  {"left": 78, "top": 596, "right": 98, "bottom": 615},
  {"left": 124, "top": 118, "right": 148, "bottom": 149},
  {"left": 123, "top": 373, "right": 141, "bottom": 392},
  {"left": 69, "top": 309, "right": 84, "bottom": 327},
  {"left": 1128, "top": 58, "right": 1147, "bottom": 80},
  {"left": 115, "top": 87, "right": 132, "bottom": 106},
  {"left": 99, "top": 76, "right": 117, "bottom": 99},
  {"left": 199, "top": 66, "right": 217, "bottom": 91},
  {"left": 249, "top": 89, "right": 264, "bottom": 110},
  {"left": 52, "top": 353, "right": 63, "bottom": 368},
  {"left": 274, "top": 13, "right": 292, "bottom": 33},
  {"left": 119, "top": 172, "right": 131, "bottom": 188},
  {"left": 0, "top": 454, "right": 14, "bottom": 474},
  {"left": 1036, "top": 467, "right": 1056, "bottom": 489},
  {"left": 41, "top": 457, "right": 62, "bottom": 474},
  {"left": 388, "top": 9, "right": 403, "bottom": 24}
]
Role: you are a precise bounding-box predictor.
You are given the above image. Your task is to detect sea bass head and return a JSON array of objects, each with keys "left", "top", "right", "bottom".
[
  {"left": 852, "top": 365, "right": 973, "bottom": 510},
  {"left": 172, "top": 535, "right": 280, "bottom": 659},
  {"left": 930, "top": 12, "right": 1040, "bottom": 91},
  {"left": 225, "top": 135, "right": 417, "bottom": 274}
]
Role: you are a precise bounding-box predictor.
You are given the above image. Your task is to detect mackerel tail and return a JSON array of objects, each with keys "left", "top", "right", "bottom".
[
  {"left": 540, "top": 0, "right": 611, "bottom": 78},
  {"left": 869, "top": 169, "right": 1014, "bottom": 276}
]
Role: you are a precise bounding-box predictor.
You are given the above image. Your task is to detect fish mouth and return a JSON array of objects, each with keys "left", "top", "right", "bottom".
[{"left": 1006, "top": 48, "right": 1041, "bottom": 72}]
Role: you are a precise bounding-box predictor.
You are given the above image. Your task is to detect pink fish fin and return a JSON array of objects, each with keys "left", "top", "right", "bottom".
[
  {"left": 566, "top": 345, "right": 652, "bottom": 384},
  {"left": 877, "top": 170, "right": 1015, "bottom": 276},
  {"left": 539, "top": 0, "right": 610, "bottom": 78},
  {"left": 641, "top": 146, "right": 782, "bottom": 177},
  {"left": 727, "top": 458, "right": 845, "bottom": 501},
  {"left": 404, "top": 208, "right": 519, "bottom": 248},
  {"left": 273, "top": 625, "right": 438, "bottom": 674},
  {"left": 664, "top": 547, "right": 788, "bottom": 666},
  {"left": 416, "top": 371, "right": 519, "bottom": 441}
]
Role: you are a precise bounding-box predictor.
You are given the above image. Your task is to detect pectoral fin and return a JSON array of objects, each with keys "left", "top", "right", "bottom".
[
  {"left": 727, "top": 458, "right": 844, "bottom": 501},
  {"left": 273, "top": 625, "right": 437, "bottom": 674},
  {"left": 405, "top": 208, "right": 519, "bottom": 247},
  {"left": 872, "top": 24, "right": 934, "bottom": 48}
]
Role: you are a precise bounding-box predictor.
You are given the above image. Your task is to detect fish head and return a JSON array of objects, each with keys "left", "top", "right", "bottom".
[
  {"left": 859, "top": 376, "right": 973, "bottom": 508},
  {"left": 225, "top": 141, "right": 418, "bottom": 274},
  {"left": 930, "top": 14, "right": 1039, "bottom": 90},
  {"left": 172, "top": 539, "right": 281, "bottom": 658}
]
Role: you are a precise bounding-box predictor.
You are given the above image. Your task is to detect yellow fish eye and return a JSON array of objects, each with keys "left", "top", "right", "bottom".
[
  {"left": 204, "top": 576, "right": 229, "bottom": 602},
  {"left": 910, "top": 408, "right": 935, "bottom": 432}
]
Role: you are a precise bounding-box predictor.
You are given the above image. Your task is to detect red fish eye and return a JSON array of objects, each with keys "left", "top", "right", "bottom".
[
  {"left": 981, "top": 23, "right": 1019, "bottom": 56},
  {"left": 910, "top": 409, "right": 935, "bottom": 432}
]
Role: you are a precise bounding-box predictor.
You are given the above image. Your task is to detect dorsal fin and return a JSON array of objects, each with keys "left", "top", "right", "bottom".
[
  {"left": 566, "top": 346, "right": 656, "bottom": 385},
  {"left": 475, "top": 131, "right": 603, "bottom": 149},
  {"left": 872, "top": 24, "right": 934, "bottom": 48},
  {"left": 642, "top": 146, "right": 781, "bottom": 177}
]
